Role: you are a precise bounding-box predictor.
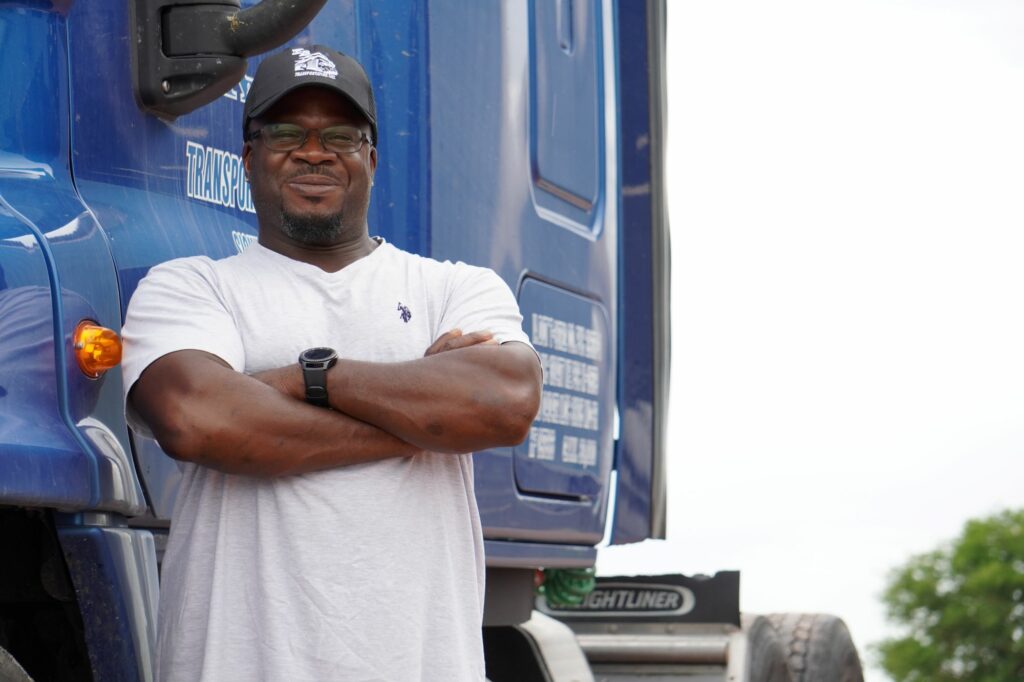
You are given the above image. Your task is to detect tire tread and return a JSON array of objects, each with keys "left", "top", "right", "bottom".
[{"left": 767, "top": 612, "right": 864, "bottom": 682}]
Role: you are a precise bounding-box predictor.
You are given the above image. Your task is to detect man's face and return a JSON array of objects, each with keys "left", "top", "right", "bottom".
[{"left": 243, "top": 87, "right": 377, "bottom": 247}]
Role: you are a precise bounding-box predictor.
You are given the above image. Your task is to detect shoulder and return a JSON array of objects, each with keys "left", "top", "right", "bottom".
[
  {"left": 144, "top": 254, "right": 218, "bottom": 281},
  {"left": 125, "top": 254, "right": 255, "bottom": 321},
  {"left": 378, "top": 243, "right": 451, "bottom": 272},
  {"left": 133, "top": 255, "right": 216, "bottom": 297},
  {"left": 445, "top": 259, "right": 513, "bottom": 296},
  {"left": 374, "top": 243, "right": 459, "bottom": 290},
  {"left": 385, "top": 245, "right": 503, "bottom": 285},
  {"left": 373, "top": 245, "right": 517, "bottom": 314},
  {"left": 138, "top": 250, "right": 255, "bottom": 293}
]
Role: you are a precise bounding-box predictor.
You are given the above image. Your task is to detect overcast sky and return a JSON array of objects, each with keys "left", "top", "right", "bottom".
[{"left": 596, "top": 2, "right": 1024, "bottom": 679}]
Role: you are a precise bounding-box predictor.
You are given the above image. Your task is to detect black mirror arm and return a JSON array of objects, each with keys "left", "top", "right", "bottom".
[
  {"left": 227, "top": 0, "right": 329, "bottom": 57},
  {"left": 132, "top": 0, "right": 329, "bottom": 120}
]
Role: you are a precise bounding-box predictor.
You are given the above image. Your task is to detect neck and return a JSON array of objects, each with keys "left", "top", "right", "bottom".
[{"left": 257, "top": 229, "right": 378, "bottom": 273}]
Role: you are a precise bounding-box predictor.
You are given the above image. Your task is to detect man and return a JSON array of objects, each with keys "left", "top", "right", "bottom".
[{"left": 123, "top": 45, "right": 542, "bottom": 681}]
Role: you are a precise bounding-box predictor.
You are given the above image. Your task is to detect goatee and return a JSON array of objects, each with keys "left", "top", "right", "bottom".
[{"left": 280, "top": 211, "right": 345, "bottom": 246}]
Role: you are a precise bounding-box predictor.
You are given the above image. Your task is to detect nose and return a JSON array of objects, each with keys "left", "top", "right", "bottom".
[{"left": 291, "top": 130, "right": 335, "bottom": 163}]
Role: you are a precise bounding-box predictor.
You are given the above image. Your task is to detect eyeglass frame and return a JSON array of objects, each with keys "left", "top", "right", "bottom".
[{"left": 246, "top": 122, "right": 374, "bottom": 154}]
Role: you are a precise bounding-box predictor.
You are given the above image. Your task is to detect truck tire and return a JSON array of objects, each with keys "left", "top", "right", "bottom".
[
  {"left": 742, "top": 614, "right": 794, "bottom": 682},
  {"left": 0, "top": 644, "right": 33, "bottom": 682},
  {"left": 767, "top": 613, "right": 863, "bottom": 682}
]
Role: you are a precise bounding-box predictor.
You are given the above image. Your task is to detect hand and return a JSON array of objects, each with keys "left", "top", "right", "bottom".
[
  {"left": 249, "top": 329, "right": 496, "bottom": 399},
  {"left": 251, "top": 365, "right": 304, "bottom": 401},
  {"left": 424, "top": 329, "right": 497, "bottom": 357}
]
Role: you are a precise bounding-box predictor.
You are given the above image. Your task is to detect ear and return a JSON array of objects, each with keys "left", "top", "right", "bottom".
[
  {"left": 368, "top": 145, "right": 377, "bottom": 180},
  {"left": 242, "top": 142, "right": 253, "bottom": 180}
]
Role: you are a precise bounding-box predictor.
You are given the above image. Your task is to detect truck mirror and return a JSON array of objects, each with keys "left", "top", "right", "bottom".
[{"left": 130, "top": 0, "right": 328, "bottom": 120}]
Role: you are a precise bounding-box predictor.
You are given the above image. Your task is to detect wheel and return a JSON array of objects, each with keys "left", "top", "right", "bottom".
[
  {"left": 741, "top": 614, "right": 794, "bottom": 682},
  {"left": 767, "top": 613, "right": 863, "bottom": 682},
  {"left": 0, "top": 643, "right": 33, "bottom": 682}
]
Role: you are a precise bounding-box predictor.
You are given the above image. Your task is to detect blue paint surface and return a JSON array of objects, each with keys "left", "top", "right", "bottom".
[
  {"left": 0, "top": 3, "right": 143, "bottom": 513},
  {"left": 611, "top": 0, "right": 661, "bottom": 543},
  {"left": 530, "top": 0, "right": 606, "bottom": 232}
]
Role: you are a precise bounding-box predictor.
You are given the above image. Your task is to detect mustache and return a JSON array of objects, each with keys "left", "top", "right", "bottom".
[{"left": 285, "top": 165, "right": 342, "bottom": 181}]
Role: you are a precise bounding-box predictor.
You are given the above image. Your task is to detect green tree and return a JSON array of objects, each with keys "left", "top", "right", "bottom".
[{"left": 876, "top": 508, "right": 1024, "bottom": 681}]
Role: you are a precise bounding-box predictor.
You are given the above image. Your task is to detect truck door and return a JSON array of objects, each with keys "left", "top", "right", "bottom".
[{"left": 429, "top": 0, "right": 617, "bottom": 545}]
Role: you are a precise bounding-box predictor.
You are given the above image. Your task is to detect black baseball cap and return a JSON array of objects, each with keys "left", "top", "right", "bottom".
[{"left": 243, "top": 45, "right": 377, "bottom": 144}]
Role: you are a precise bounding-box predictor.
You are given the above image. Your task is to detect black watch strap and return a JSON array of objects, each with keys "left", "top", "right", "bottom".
[{"left": 298, "top": 348, "right": 338, "bottom": 408}]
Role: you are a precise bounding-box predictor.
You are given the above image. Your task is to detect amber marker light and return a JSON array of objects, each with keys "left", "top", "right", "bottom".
[{"left": 74, "top": 321, "right": 122, "bottom": 378}]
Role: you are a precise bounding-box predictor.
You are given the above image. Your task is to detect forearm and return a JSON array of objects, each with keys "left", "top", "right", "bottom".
[
  {"left": 326, "top": 343, "right": 541, "bottom": 453},
  {"left": 132, "top": 352, "right": 419, "bottom": 477},
  {"left": 183, "top": 392, "right": 418, "bottom": 477},
  {"left": 238, "top": 340, "right": 540, "bottom": 455}
]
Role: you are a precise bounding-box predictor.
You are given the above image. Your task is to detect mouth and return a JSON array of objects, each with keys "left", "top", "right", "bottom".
[{"left": 285, "top": 174, "right": 342, "bottom": 197}]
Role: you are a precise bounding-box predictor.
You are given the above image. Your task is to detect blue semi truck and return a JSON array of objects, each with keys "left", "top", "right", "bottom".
[{"left": 0, "top": 1, "right": 861, "bottom": 680}]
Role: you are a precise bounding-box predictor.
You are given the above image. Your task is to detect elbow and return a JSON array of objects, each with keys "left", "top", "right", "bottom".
[
  {"left": 503, "top": 416, "right": 533, "bottom": 447},
  {"left": 148, "top": 405, "right": 291, "bottom": 478},
  {"left": 149, "top": 407, "right": 203, "bottom": 464},
  {"left": 144, "top": 399, "right": 285, "bottom": 477},
  {"left": 496, "top": 379, "right": 542, "bottom": 446},
  {"left": 142, "top": 395, "right": 218, "bottom": 466},
  {"left": 131, "top": 379, "right": 208, "bottom": 464}
]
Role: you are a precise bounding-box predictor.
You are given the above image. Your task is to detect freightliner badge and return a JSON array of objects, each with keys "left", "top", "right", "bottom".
[{"left": 537, "top": 572, "right": 741, "bottom": 626}]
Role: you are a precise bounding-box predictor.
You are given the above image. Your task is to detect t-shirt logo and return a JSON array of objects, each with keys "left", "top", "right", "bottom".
[
  {"left": 397, "top": 302, "right": 412, "bottom": 323},
  {"left": 291, "top": 48, "right": 339, "bottom": 80}
]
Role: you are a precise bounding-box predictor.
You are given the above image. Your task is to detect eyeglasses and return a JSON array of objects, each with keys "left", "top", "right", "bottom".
[{"left": 249, "top": 123, "right": 373, "bottom": 154}]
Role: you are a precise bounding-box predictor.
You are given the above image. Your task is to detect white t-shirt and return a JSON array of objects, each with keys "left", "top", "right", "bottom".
[{"left": 121, "top": 240, "right": 532, "bottom": 682}]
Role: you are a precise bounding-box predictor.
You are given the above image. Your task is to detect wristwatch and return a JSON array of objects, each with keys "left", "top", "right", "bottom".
[{"left": 298, "top": 347, "right": 338, "bottom": 407}]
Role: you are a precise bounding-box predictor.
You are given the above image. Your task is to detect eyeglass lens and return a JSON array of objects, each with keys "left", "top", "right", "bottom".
[{"left": 259, "top": 124, "right": 367, "bottom": 153}]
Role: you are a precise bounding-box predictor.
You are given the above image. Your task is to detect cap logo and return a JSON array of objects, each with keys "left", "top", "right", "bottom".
[{"left": 291, "top": 48, "right": 338, "bottom": 80}]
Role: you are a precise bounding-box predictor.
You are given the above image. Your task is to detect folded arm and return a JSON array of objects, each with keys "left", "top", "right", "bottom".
[
  {"left": 261, "top": 333, "right": 543, "bottom": 454},
  {"left": 129, "top": 330, "right": 542, "bottom": 476},
  {"left": 129, "top": 349, "right": 421, "bottom": 477}
]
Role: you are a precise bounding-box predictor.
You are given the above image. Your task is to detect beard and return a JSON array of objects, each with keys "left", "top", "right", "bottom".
[
  {"left": 248, "top": 163, "right": 372, "bottom": 246},
  {"left": 279, "top": 210, "right": 346, "bottom": 246}
]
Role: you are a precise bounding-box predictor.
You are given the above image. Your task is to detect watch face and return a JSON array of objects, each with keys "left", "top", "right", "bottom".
[{"left": 302, "top": 347, "right": 337, "bottom": 362}]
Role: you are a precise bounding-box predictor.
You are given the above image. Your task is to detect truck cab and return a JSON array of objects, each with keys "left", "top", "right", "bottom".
[{"left": 1, "top": 1, "right": 669, "bottom": 679}]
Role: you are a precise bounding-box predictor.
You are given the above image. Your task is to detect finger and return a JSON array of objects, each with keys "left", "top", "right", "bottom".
[
  {"left": 455, "top": 331, "right": 495, "bottom": 347},
  {"left": 436, "top": 330, "right": 494, "bottom": 354},
  {"left": 424, "top": 329, "right": 462, "bottom": 356}
]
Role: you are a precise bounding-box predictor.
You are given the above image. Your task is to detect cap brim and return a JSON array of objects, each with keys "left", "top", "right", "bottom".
[{"left": 246, "top": 80, "right": 376, "bottom": 141}]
